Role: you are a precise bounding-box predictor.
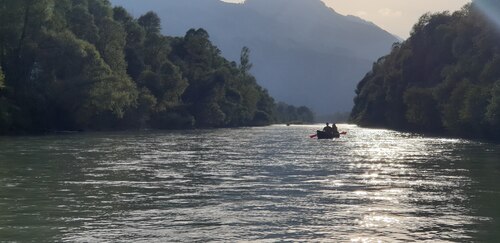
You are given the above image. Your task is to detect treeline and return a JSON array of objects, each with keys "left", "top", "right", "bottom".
[
  {"left": 351, "top": 3, "right": 500, "bottom": 141},
  {"left": 275, "top": 102, "right": 314, "bottom": 124},
  {"left": 0, "top": 0, "right": 313, "bottom": 134},
  {"left": 317, "top": 112, "right": 350, "bottom": 124}
]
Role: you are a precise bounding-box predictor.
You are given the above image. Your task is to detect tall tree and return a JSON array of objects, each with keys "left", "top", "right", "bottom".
[
  {"left": 138, "top": 11, "right": 161, "bottom": 35},
  {"left": 96, "top": 17, "right": 128, "bottom": 73},
  {"left": 239, "top": 46, "right": 253, "bottom": 74},
  {"left": 68, "top": 4, "right": 99, "bottom": 44}
]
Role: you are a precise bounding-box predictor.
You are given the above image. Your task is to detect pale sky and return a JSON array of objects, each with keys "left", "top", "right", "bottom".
[{"left": 222, "top": 0, "right": 472, "bottom": 38}]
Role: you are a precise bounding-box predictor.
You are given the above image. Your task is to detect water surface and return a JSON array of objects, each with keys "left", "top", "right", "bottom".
[{"left": 1, "top": 125, "right": 499, "bottom": 242}]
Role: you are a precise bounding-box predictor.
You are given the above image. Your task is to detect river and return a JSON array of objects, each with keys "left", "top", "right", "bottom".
[{"left": 0, "top": 124, "right": 499, "bottom": 242}]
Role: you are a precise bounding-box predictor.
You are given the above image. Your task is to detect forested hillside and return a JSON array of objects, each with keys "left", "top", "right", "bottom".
[
  {"left": 351, "top": 3, "right": 500, "bottom": 140},
  {"left": 0, "top": 0, "right": 310, "bottom": 134},
  {"left": 111, "top": 0, "right": 399, "bottom": 115}
]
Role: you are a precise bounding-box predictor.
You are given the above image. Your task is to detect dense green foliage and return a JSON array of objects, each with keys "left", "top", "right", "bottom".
[
  {"left": 351, "top": 3, "right": 500, "bottom": 140},
  {"left": 0, "top": 0, "right": 310, "bottom": 134}
]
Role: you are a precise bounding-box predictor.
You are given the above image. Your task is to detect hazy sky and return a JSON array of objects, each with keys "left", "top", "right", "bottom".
[{"left": 222, "top": 0, "right": 471, "bottom": 38}]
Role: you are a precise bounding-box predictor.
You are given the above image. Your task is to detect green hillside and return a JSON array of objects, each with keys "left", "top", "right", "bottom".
[
  {"left": 351, "top": 3, "right": 500, "bottom": 141},
  {"left": 0, "top": 0, "right": 311, "bottom": 134}
]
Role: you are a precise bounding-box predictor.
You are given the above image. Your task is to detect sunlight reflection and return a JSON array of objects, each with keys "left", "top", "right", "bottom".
[
  {"left": 321, "top": 125, "right": 477, "bottom": 242},
  {"left": 475, "top": 0, "right": 500, "bottom": 29},
  {"left": 1, "top": 124, "right": 489, "bottom": 242},
  {"left": 358, "top": 213, "right": 401, "bottom": 228},
  {"left": 351, "top": 237, "right": 384, "bottom": 243}
]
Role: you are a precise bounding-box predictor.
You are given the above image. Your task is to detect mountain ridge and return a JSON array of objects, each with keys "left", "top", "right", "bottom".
[{"left": 111, "top": 0, "right": 399, "bottom": 114}]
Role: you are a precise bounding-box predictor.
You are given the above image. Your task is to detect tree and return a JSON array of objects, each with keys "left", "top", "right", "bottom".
[
  {"left": 239, "top": 46, "right": 253, "bottom": 73},
  {"left": 113, "top": 7, "right": 146, "bottom": 80},
  {"left": 137, "top": 61, "right": 187, "bottom": 112},
  {"left": 460, "top": 85, "right": 489, "bottom": 135},
  {"left": 486, "top": 81, "right": 500, "bottom": 126},
  {"left": 274, "top": 102, "right": 314, "bottom": 124},
  {"left": 96, "top": 17, "right": 128, "bottom": 73},
  {"left": 87, "top": 0, "right": 113, "bottom": 24},
  {"left": 87, "top": 74, "right": 138, "bottom": 119},
  {"left": 68, "top": 5, "right": 99, "bottom": 44},
  {"left": 403, "top": 87, "right": 441, "bottom": 132},
  {"left": 296, "top": 106, "right": 314, "bottom": 123},
  {"left": 138, "top": 11, "right": 161, "bottom": 34},
  {"left": 142, "top": 33, "right": 170, "bottom": 72}
]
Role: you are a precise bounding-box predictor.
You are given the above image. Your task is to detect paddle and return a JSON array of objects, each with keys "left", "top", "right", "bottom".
[{"left": 309, "top": 131, "right": 347, "bottom": 138}]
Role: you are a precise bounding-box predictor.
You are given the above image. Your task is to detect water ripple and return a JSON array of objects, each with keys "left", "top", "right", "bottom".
[{"left": 0, "top": 125, "right": 499, "bottom": 241}]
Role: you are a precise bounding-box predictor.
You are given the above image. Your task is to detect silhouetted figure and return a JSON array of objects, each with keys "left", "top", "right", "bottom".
[
  {"left": 323, "top": 123, "right": 334, "bottom": 135},
  {"left": 332, "top": 123, "right": 339, "bottom": 134}
]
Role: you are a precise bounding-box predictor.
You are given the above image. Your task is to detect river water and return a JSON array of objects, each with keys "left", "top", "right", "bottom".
[{"left": 0, "top": 125, "right": 499, "bottom": 242}]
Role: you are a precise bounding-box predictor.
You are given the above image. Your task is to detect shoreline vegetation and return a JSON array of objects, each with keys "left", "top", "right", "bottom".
[
  {"left": 350, "top": 3, "right": 500, "bottom": 142},
  {"left": 0, "top": 0, "right": 313, "bottom": 135},
  {"left": 3, "top": 1, "right": 497, "bottom": 143}
]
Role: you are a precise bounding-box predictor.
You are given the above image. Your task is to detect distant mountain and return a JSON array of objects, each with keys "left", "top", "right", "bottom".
[{"left": 111, "top": 0, "right": 399, "bottom": 115}]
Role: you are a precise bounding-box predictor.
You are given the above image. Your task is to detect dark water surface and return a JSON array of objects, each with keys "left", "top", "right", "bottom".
[{"left": 1, "top": 125, "right": 500, "bottom": 242}]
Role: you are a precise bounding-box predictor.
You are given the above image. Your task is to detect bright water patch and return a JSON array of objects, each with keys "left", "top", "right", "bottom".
[{"left": 0, "top": 125, "right": 499, "bottom": 241}]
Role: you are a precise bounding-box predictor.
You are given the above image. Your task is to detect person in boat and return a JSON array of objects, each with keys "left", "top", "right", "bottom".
[
  {"left": 332, "top": 123, "right": 339, "bottom": 134},
  {"left": 323, "top": 123, "right": 334, "bottom": 135}
]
